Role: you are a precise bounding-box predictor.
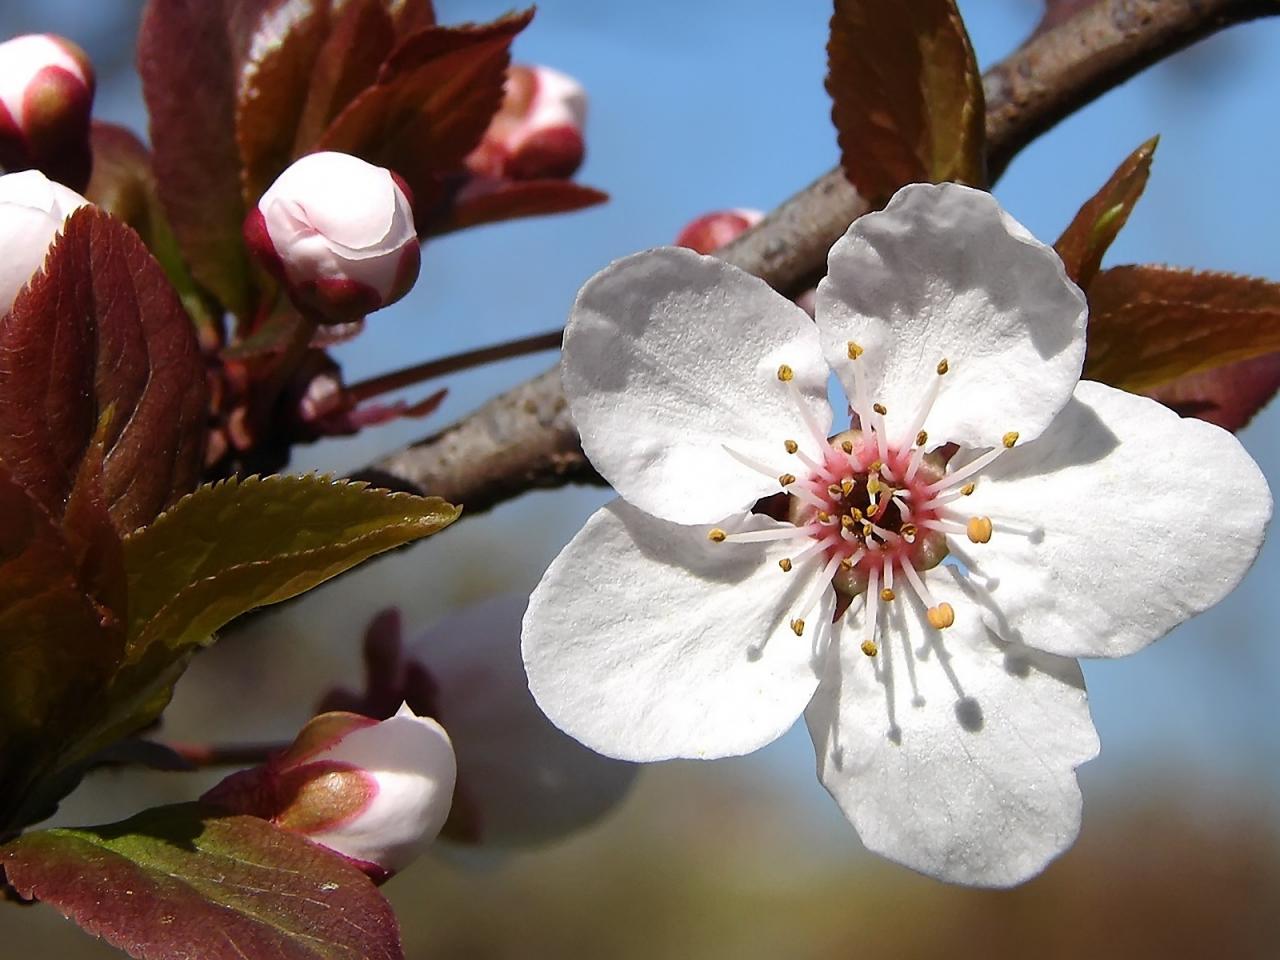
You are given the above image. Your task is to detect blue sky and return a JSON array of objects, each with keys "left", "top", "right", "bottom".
[{"left": 4, "top": 0, "right": 1278, "bottom": 822}]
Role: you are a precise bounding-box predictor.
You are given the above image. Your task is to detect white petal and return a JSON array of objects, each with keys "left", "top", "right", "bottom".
[
  {"left": 562, "top": 246, "right": 832, "bottom": 525},
  {"left": 310, "top": 706, "right": 457, "bottom": 872},
  {"left": 816, "top": 182, "right": 1086, "bottom": 449},
  {"left": 261, "top": 151, "right": 398, "bottom": 251},
  {"left": 522, "top": 500, "right": 829, "bottom": 762},
  {"left": 805, "top": 571, "right": 1098, "bottom": 887},
  {"left": 408, "top": 595, "right": 637, "bottom": 845},
  {"left": 959, "top": 379, "right": 1272, "bottom": 658}
]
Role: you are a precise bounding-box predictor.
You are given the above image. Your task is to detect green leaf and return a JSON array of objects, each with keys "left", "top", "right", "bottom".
[
  {"left": 1, "top": 803, "right": 404, "bottom": 960},
  {"left": 1083, "top": 265, "right": 1280, "bottom": 393},
  {"left": 1055, "top": 136, "right": 1157, "bottom": 289},
  {"left": 0, "top": 206, "right": 208, "bottom": 536},
  {"left": 123, "top": 474, "right": 459, "bottom": 658},
  {"left": 827, "top": 0, "right": 985, "bottom": 204}
]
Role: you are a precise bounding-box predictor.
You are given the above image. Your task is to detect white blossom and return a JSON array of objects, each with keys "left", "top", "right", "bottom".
[
  {"left": 522, "top": 182, "right": 1272, "bottom": 886},
  {"left": 0, "top": 169, "right": 88, "bottom": 315}
]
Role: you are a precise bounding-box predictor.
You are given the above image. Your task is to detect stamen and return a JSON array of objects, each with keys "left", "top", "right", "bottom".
[
  {"left": 900, "top": 358, "right": 947, "bottom": 452},
  {"left": 846, "top": 342, "right": 874, "bottom": 433},
  {"left": 790, "top": 553, "right": 843, "bottom": 636},
  {"left": 708, "top": 528, "right": 726, "bottom": 542},
  {"left": 846, "top": 341, "right": 864, "bottom": 360},
  {"left": 880, "top": 587, "right": 895, "bottom": 602},
  {"left": 779, "top": 558, "right": 793, "bottom": 572},
  {"left": 927, "top": 445, "right": 1009, "bottom": 493},
  {"left": 777, "top": 364, "right": 794, "bottom": 382},
  {"left": 840, "top": 477, "right": 855, "bottom": 496},
  {"left": 722, "top": 445, "right": 784, "bottom": 482},
  {"left": 961, "top": 483, "right": 975, "bottom": 496},
  {"left": 1003, "top": 431, "right": 1019, "bottom": 448},
  {"left": 862, "top": 566, "right": 881, "bottom": 657},
  {"left": 788, "top": 484, "right": 826, "bottom": 510},
  {"left": 790, "top": 619, "right": 805, "bottom": 636},
  {"left": 721, "top": 525, "right": 815, "bottom": 544},
  {"left": 782, "top": 376, "right": 829, "bottom": 449},
  {"left": 928, "top": 604, "right": 956, "bottom": 629},
  {"left": 779, "top": 473, "right": 797, "bottom": 486},
  {"left": 872, "top": 404, "right": 890, "bottom": 465},
  {"left": 901, "top": 559, "right": 955, "bottom": 630},
  {"left": 840, "top": 439, "right": 854, "bottom": 455},
  {"left": 966, "top": 516, "right": 993, "bottom": 543},
  {"left": 784, "top": 439, "right": 798, "bottom": 454}
]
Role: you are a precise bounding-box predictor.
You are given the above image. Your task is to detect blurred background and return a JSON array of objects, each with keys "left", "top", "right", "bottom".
[{"left": 2, "top": 1, "right": 1279, "bottom": 956}]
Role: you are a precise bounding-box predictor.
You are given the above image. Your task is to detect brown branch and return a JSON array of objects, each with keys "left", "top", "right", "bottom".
[{"left": 358, "top": 0, "right": 1277, "bottom": 516}]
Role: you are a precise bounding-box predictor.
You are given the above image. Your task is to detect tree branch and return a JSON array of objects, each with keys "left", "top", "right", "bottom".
[{"left": 356, "top": 0, "right": 1277, "bottom": 516}]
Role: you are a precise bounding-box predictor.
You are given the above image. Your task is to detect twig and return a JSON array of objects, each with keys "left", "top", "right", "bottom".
[{"left": 358, "top": 0, "right": 1277, "bottom": 516}]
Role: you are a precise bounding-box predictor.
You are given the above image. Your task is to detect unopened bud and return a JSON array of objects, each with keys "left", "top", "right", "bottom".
[
  {"left": 245, "top": 151, "right": 421, "bottom": 324},
  {"left": 674, "top": 208, "right": 763, "bottom": 255},
  {"left": 204, "top": 704, "right": 455, "bottom": 879},
  {"left": 0, "top": 34, "right": 95, "bottom": 191},
  {"left": 466, "top": 65, "right": 587, "bottom": 181},
  {"left": 0, "top": 168, "right": 88, "bottom": 315}
]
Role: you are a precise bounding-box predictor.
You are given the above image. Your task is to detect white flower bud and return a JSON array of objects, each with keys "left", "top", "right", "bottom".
[
  {"left": 245, "top": 151, "right": 420, "bottom": 324},
  {"left": 466, "top": 64, "right": 587, "bottom": 181},
  {"left": 204, "top": 704, "right": 456, "bottom": 879},
  {"left": 0, "top": 34, "right": 95, "bottom": 190},
  {"left": 0, "top": 168, "right": 88, "bottom": 315}
]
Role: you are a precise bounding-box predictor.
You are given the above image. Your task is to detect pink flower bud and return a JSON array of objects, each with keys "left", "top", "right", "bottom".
[
  {"left": 204, "top": 704, "right": 456, "bottom": 879},
  {"left": 245, "top": 152, "right": 421, "bottom": 324},
  {"left": 674, "top": 208, "right": 764, "bottom": 255},
  {"left": 0, "top": 168, "right": 88, "bottom": 315},
  {"left": 466, "top": 65, "right": 587, "bottom": 181},
  {"left": 0, "top": 34, "right": 95, "bottom": 191}
]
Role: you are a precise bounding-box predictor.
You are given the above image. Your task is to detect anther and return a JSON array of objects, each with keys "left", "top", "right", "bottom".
[
  {"left": 860, "top": 639, "right": 879, "bottom": 657},
  {"left": 828, "top": 483, "right": 843, "bottom": 497},
  {"left": 779, "top": 473, "right": 796, "bottom": 486},
  {"left": 873, "top": 402, "right": 887, "bottom": 415},
  {"left": 901, "top": 522, "right": 917, "bottom": 539},
  {"left": 840, "top": 439, "right": 854, "bottom": 454},
  {"left": 1002, "top": 431, "right": 1019, "bottom": 448},
  {"left": 966, "top": 516, "right": 993, "bottom": 544},
  {"left": 777, "top": 364, "right": 794, "bottom": 382},
  {"left": 708, "top": 528, "right": 727, "bottom": 542},
  {"left": 927, "top": 603, "right": 956, "bottom": 629},
  {"left": 784, "top": 439, "right": 799, "bottom": 454},
  {"left": 916, "top": 430, "right": 928, "bottom": 447},
  {"left": 790, "top": 618, "right": 805, "bottom": 636},
  {"left": 869, "top": 460, "right": 883, "bottom": 474},
  {"left": 936, "top": 358, "right": 949, "bottom": 376},
  {"left": 817, "top": 511, "right": 831, "bottom": 523},
  {"left": 880, "top": 587, "right": 895, "bottom": 602},
  {"left": 840, "top": 478, "right": 854, "bottom": 495},
  {"left": 839, "top": 557, "right": 854, "bottom": 571},
  {"left": 841, "top": 515, "right": 855, "bottom": 530},
  {"left": 847, "top": 341, "right": 864, "bottom": 360},
  {"left": 778, "top": 558, "right": 793, "bottom": 572},
  {"left": 961, "top": 482, "right": 975, "bottom": 496}
]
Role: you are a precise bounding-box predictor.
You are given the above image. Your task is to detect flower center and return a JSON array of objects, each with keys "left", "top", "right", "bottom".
[{"left": 709, "top": 345, "right": 1023, "bottom": 658}]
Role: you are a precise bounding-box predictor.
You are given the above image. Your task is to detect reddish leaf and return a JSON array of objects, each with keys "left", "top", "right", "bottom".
[
  {"left": 1144, "top": 351, "right": 1280, "bottom": 432},
  {"left": 139, "top": 0, "right": 270, "bottom": 317},
  {"left": 1055, "top": 136, "right": 1157, "bottom": 289},
  {"left": 236, "top": 1, "right": 334, "bottom": 203},
  {"left": 386, "top": 0, "right": 436, "bottom": 34},
  {"left": 827, "top": 0, "right": 985, "bottom": 204},
  {"left": 2, "top": 803, "right": 404, "bottom": 960},
  {"left": 1083, "top": 265, "right": 1280, "bottom": 392},
  {"left": 435, "top": 179, "right": 609, "bottom": 234},
  {"left": 319, "top": 10, "right": 533, "bottom": 208},
  {"left": 292, "top": 0, "right": 399, "bottom": 154},
  {"left": 0, "top": 206, "right": 207, "bottom": 534}
]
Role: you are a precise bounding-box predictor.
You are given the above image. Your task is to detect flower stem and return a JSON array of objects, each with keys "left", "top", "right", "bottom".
[{"left": 346, "top": 327, "right": 563, "bottom": 403}]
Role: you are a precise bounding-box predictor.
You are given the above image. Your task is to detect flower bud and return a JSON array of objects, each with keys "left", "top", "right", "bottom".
[
  {"left": 0, "top": 34, "right": 95, "bottom": 191},
  {"left": 204, "top": 704, "right": 456, "bottom": 879},
  {"left": 466, "top": 65, "right": 587, "bottom": 181},
  {"left": 674, "top": 208, "right": 763, "bottom": 255},
  {"left": 0, "top": 168, "right": 88, "bottom": 315},
  {"left": 245, "top": 151, "right": 420, "bottom": 324}
]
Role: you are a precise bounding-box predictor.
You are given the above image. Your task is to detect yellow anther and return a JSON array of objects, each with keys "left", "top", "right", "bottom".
[
  {"left": 869, "top": 460, "right": 883, "bottom": 473},
  {"left": 840, "top": 477, "right": 855, "bottom": 495},
  {"left": 777, "top": 364, "right": 794, "bottom": 382},
  {"left": 1002, "top": 431, "right": 1019, "bottom": 448},
  {"left": 851, "top": 508, "right": 863, "bottom": 521},
  {"left": 867, "top": 475, "right": 882, "bottom": 496},
  {"left": 860, "top": 639, "right": 879, "bottom": 657},
  {"left": 708, "top": 528, "right": 727, "bottom": 543},
  {"left": 927, "top": 602, "right": 956, "bottom": 629},
  {"left": 778, "top": 558, "right": 793, "bottom": 572},
  {"left": 784, "top": 439, "right": 799, "bottom": 454},
  {"left": 901, "top": 522, "right": 917, "bottom": 539},
  {"left": 841, "top": 514, "right": 855, "bottom": 530},
  {"left": 790, "top": 618, "right": 805, "bottom": 636},
  {"left": 873, "top": 402, "right": 887, "bottom": 415},
  {"left": 779, "top": 473, "right": 797, "bottom": 486},
  {"left": 839, "top": 557, "right": 854, "bottom": 571},
  {"left": 916, "top": 430, "right": 928, "bottom": 447},
  {"left": 817, "top": 511, "right": 831, "bottom": 523},
  {"left": 880, "top": 587, "right": 896, "bottom": 602},
  {"left": 840, "top": 439, "right": 854, "bottom": 454},
  {"left": 936, "top": 358, "right": 949, "bottom": 376},
  {"left": 961, "top": 482, "right": 976, "bottom": 496},
  {"left": 828, "top": 483, "right": 843, "bottom": 497},
  {"left": 847, "top": 341, "right": 864, "bottom": 360},
  {"left": 966, "top": 516, "right": 994, "bottom": 544}
]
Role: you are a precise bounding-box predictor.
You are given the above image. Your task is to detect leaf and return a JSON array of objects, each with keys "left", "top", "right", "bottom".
[
  {"left": 319, "top": 10, "right": 533, "bottom": 210},
  {"left": 123, "top": 475, "right": 459, "bottom": 658},
  {"left": 386, "top": 0, "right": 435, "bottom": 34},
  {"left": 433, "top": 179, "right": 609, "bottom": 235},
  {"left": 1145, "top": 351, "right": 1280, "bottom": 432},
  {"left": 0, "top": 206, "right": 207, "bottom": 535},
  {"left": 1083, "top": 265, "right": 1280, "bottom": 392},
  {"left": 138, "top": 0, "right": 270, "bottom": 317},
  {"left": 1055, "top": 136, "right": 1157, "bottom": 289},
  {"left": 827, "top": 0, "right": 985, "bottom": 204},
  {"left": 1, "top": 803, "right": 404, "bottom": 960}
]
